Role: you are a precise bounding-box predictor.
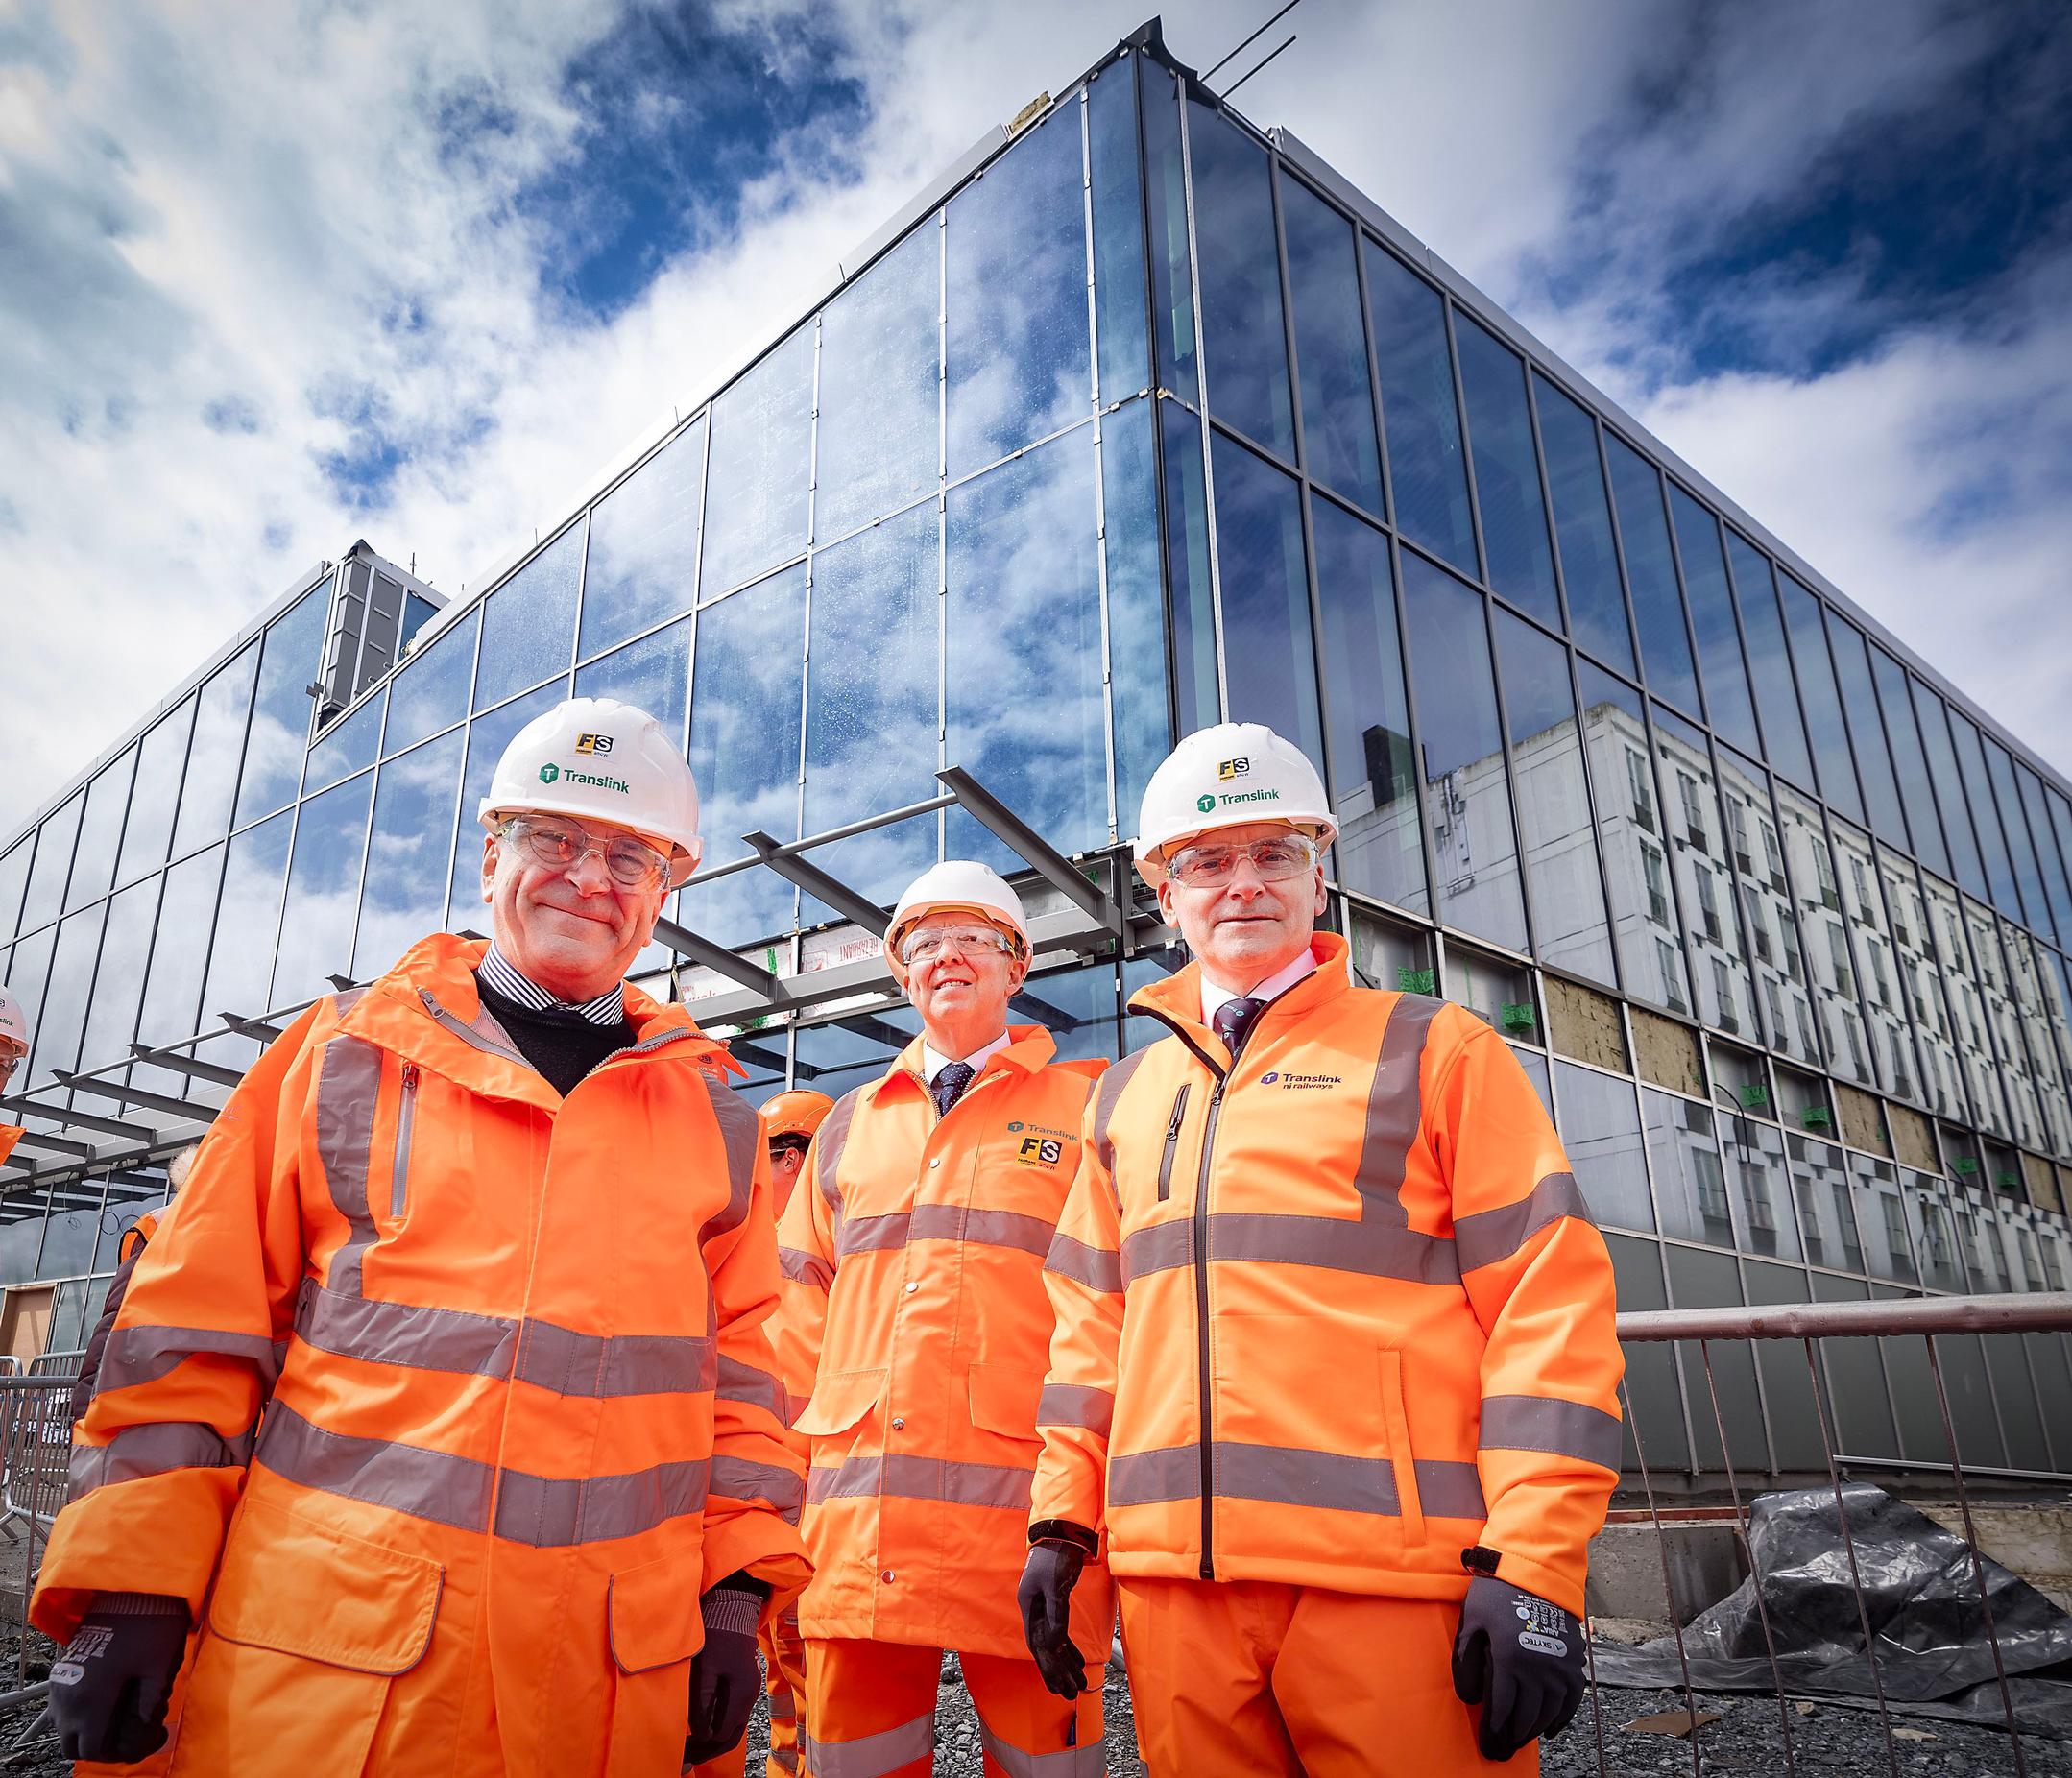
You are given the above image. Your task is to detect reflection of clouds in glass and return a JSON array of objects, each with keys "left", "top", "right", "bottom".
[
  {"left": 204, "top": 811, "right": 293, "bottom": 1018},
  {"left": 947, "top": 428, "right": 1103, "bottom": 872},
  {"left": 581, "top": 418, "right": 704, "bottom": 659},
  {"left": 78, "top": 877, "right": 157, "bottom": 1070},
  {"left": 473, "top": 521, "right": 584, "bottom": 712},
  {"left": 1188, "top": 100, "right": 1291, "bottom": 459},
  {"left": 947, "top": 112, "right": 1088, "bottom": 479},
  {"left": 304, "top": 688, "right": 384, "bottom": 797},
  {"left": 386, "top": 609, "right": 476, "bottom": 756},
  {"left": 120, "top": 703, "right": 194, "bottom": 886},
  {"left": 357, "top": 731, "right": 464, "bottom": 977},
  {"left": 136, "top": 845, "right": 222, "bottom": 1046},
  {"left": 30, "top": 904, "right": 105, "bottom": 1086},
  {"left": 19, "top": 793, "right": 82, "bottom": 930},
  {"left": 67, "top": 751, "right": 136, "bottom": 913},
  {"left": 237, "top": 591, "right": 329, "bottom": 826},
  {"left": 173, "top": 643, "right": 260, "bottom": 853},
  {"left": 273, "top": 773, "right": 374, "bottom": 1004},
  {"left": 446, "top": 681, "right": 569, "bottom": 926},
  {"left": 574, "top": 619, "right": 689, "bottom": 742},
  {"left": 704, "top": 325, "right": 811, "bottom": 597},
  {"left": 817, "top": 228, "right": 939, "bottom": 542}
]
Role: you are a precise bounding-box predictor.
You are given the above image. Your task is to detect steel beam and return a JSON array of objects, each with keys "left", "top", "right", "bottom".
[
  {"left": 938, "top": 766, "right": 1122, "bottom": 937},
  {"left": 742, "top": 831, "right": 890, "bottom": 937},
  {"left": 653, "top": 919, "right": 783, "bottom": 1000},
  {"left": 60, "top": 1074, "right": 222, "bottom": 1125},
  {"left": 131, "top": 1047, "right": 244, "bottom": 1090},
  {"left": 0, "top": 1096, "right": 157, "bottom": 1142}
]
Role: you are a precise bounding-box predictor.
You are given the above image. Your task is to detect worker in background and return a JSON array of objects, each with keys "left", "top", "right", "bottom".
[
  {"left": 71, "top": 1148, "right": 200, "bottom": 1425},
  {"left": 1021, "top": 723, "right": 1624, "bottom": 1774},
  {"left": 777, "top": 861, "right": 1112, "bottom": 1776},
  {"left": 0, "top": 984, "right": 30, "bottom": 1169},
  {"left": 34, "top": 697, "right": 807, "bottom": 1776},
  {"left": 691, "top": 1089, "right": 832, "bottom": 1778}
]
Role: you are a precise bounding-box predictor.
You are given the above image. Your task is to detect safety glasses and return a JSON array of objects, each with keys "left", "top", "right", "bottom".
[
  {"left": 500, "top": 816, "right": 670, "bottom": 892},
  {"left": 898, "top": 925, "right": 1018, "bottom": 968},
  {"left": 1165, "top": 832, "right": 1318, "bottom": 890}
]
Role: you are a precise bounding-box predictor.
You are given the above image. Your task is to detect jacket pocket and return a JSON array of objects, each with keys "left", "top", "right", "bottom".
[
  {"left": 207, "top": 1494, "right": 443, "bottom": 1673},
  {"left": 1156, "top": 1085, "right": 1190, "bottom": 1202},
  {"left": 389, "top": 1062, "right": 420, "bottom": 1219},
  {"left": 966, "top": 1363, "right": 1045, "bottom": 1441},
  {"left": 607, "top": 1551, "right": 707, "bottom": 1674},
  {"left": 1379, "top": 1348, "right": 1426, "bottom": 1548},
  {"left": 791, "top": 1366, "right": 886, "bottom": 1440}
]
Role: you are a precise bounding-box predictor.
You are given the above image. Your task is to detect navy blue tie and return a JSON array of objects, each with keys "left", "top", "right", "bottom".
[
  {"left": 931, "top": 1061, "right": 976, "bottom": 1118},
  {"left": 1212, "top": 996, "right": 1268, "bottom": 1059}
]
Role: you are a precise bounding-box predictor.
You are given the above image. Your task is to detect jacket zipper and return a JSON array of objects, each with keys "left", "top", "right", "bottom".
[
  {"left": 391, "top": 1062, "right": 419, "bottom": 1217},
  {"left": 1156, "top": 1084, "right": 1190, "bottom": 1202}
]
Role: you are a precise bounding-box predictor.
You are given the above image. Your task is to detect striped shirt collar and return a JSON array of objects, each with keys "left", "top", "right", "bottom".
[{"left": 477, "top": 943, "right": 626, "bottom": 1026}]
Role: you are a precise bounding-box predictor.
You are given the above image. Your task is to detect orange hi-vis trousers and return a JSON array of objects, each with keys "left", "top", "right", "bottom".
[
  {"left": 802, "top": 1639, "right": 1102, "bottom": 1777},
  {"left": 691, "top": 1605, "right": 809, "bottom": 1778},
  {"left": 1117, "top": 1577, "right": 1536, "bottom": 1777}
]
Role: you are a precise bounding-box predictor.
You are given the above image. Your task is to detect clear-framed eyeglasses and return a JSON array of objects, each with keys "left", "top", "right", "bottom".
[
  {"left": 898, "top": 925, "right": 1020, "bottom": 968},
  {"left": 1165, "top": 832, "right": 1319, "bottom": 890},
  {"left": 499, "top": 815, "right": 671, "bottom": 892},
  {"left": 0, "top": 1051, "right": 20, "bottom": 1086}
]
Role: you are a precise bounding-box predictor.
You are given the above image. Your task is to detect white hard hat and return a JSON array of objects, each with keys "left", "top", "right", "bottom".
[
  {"left": 1134, "top": 721, "right": 1337, "bottom": 887},
  {"left": 478, "top": 696, "right": 703, "bottom": 887},
  {"left": 885, "top": 861, "right": 1030, "bottom": 982},
  {"left": 0, "top": 984, "right": 27, "bottom": 1057}
]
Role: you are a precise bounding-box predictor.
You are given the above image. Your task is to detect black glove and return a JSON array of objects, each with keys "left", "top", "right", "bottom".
[
  {"left": 1017, "top": 1526, "right": 1094, "bottom": 1699},
  {"left": 682, "top": 1582, "right": 765, "bottom": 1766},
  {"left": 1450, "top": 1571, "right": 1588, "bottom": 1761},
  {"left": 49, "top": 1592, "right": 188, "bottom": 1765}
]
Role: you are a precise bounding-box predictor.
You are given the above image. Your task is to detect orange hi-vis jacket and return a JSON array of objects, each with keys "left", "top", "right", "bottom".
[
  {"left": 1031, "top": 934, "right": 1624, "bottom": 1620},
  {"left": 0, "top": 1125, "right": 21, "bottom": 1168},
  {"left": 774, "top": 1026, "right": 1114, "bottom": 1662},
  {"left": 33, "top": 933, "right": 807, "bottom": 1778}
]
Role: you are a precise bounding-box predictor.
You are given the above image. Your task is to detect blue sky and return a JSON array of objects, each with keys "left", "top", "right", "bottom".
[{"left": 3, "top": 0, "right": 2069, "bottom": 835}]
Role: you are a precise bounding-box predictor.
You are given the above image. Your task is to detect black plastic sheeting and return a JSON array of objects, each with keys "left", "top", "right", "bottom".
[{"left": 1589, "top": 1483, "right": 2072, "bottom": 1739}]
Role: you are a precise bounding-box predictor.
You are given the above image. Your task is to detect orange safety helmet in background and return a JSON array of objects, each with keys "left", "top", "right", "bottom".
[{"left": 759, "top": 1090, "right": 835, "bottom": 1149}]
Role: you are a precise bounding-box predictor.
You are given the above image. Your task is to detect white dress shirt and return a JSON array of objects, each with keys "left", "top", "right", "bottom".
[
  {"left": 921, "top": 1028, "right": 1014, "bottom": 1091},
  {"left": 1199, "top": 947, "right": 1319, "bottom": 1030}
]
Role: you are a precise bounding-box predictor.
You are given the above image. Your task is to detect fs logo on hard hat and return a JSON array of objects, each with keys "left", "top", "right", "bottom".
[
  {"left": 539, "top": 763, "right": 561, "bottom": 784},
  {"left": 575, "top": 733, "right": 614, "bottom": 756},
  {"left": 1218, "top": 757, "right": 1250, "bottom": 780}
]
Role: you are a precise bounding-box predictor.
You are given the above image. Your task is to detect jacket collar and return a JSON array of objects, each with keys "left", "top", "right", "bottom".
[
  {"left": 1129, "top": 932, "right": 1351, "bottom": 1068},
  {"left": 883, "top": 1022, "right": 1057, "bottom": 1101},
  {"left": 338, "top": 932, "right": 735, "bottom": 1109}
]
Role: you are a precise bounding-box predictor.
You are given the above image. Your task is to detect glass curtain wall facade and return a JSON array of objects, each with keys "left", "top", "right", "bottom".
[{"left": 3, "top": 30, "right": 2071, "bottom": 1474}]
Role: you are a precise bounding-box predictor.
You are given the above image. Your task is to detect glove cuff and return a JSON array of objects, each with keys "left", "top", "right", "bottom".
[
  {"left": 92, "top": 1592, "right": 188, "bottom": 1621},
  {"left": 701, "top": 1586, "right": 763, "bottom": 1640},
  {"left": 1028, "top": 1519, "right": 1098, "bottom": 1556}
]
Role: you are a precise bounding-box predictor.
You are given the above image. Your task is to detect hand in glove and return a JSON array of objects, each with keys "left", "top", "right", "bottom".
[
  {"left": 49, "top": 1593, "right": 188, "bottom": 1765},
  {"left": 681, "top": 1583, "right": 765, "bottom": 1767},
  {"left": 1017, "top": 1526, "right": 1094, "bottom": 1700},
  {"left": 1450, "top": 1572, "right": 1588, "bottom": 1761}
]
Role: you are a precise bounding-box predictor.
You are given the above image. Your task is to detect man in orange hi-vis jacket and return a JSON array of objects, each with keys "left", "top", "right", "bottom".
[
  {"left": 776, "top": 860, "right": 1111, "bottom": 1777},
  {"left": 1021, "top": 722, "right": 1624, "bottom": 1776},
  {"left": 34, "top": 697, "right": 807, "bottom": 1777}
]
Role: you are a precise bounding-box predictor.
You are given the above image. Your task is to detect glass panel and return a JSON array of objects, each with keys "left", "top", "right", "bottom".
[
  {"left": 355, "top": 731, "right": 464, "bottom": 980},
  {"left": 0, "top": 838, "right": 32, "bottom": 938},
  {"left": 38, "top": 1204, "right": 102, "bottom": 1287},
  {"left": 1210, "top": 433, "right": 1322, "bottom": 762},
  {"left": 2037, "top": 947, "right": 2072, "bottom": 1159},
  {"left": 28, "top": 903, "right": 106, "bottom": 1087},
  {"left": 1161, "top": 400, "right": 1217, "bottom": 736},
  {"left": 1652, "top": 707, "right": 1756, "bottom": 1039},
  {"left": 946, "top": 429, "right": 1106, "bottom": 870},
  {"left": 203, "top": 808, "right": 294, "bottom": 1031},
  {"left": 1603, "top": 1232, "right": 1690, "bottom": 1472},
  {"left": 384, "top": 608, "right": 477, "bottom": 757},
  {"left": 1665, "top": 1245, "right": 1768, "bottom": 1473},
  {"left": 1552, "top": 1062, "right": 1652, "bottom": 1230},
  {"left": 818, "top": 226, "right": 939, "bottom": 541},
  {"left": 1138, "top": 61, "right": 1194, "bottom": 402},
  {"left": 2014, "top": 762, "right": 2071, "bottom": 944},
  {"left": 1771, "top": 781, "right": 1868, "bottom": 1088},
  {"left": 794, "top": 1005, "right": 922, "bottom": 1104},
  {"left": 1102, "top": 398, "right": 1169, "bottom": 833},
  {"left": 1187, "top": 100, "right": 1291, "bottom": 457},
  {"left": 1457, "top": 317, "right": 1557, "bottom": 630},
  {"left": 947, "top": 108, "right": 1087, "bottom": 478},
  {"left": 1366, "top": 247, "right": 1474, "bottom": 574},
  {"left": 2000, "top": 922, "right": 2072, "bottom": 1157},
  {"left": 2049, "top": 792, "right": 2072, "bottom": 942},
  {"left": 1983, "top": 736, "right": 2046, "bottom": 933},
  {"left": 1315, "top": 496, "right": 1424, "bottom": 916},
  {"left": 171, "top": 642, "right": 259, "bottom": 855},
  {"left": 1492, "top": 611, "right": 1613, "bottom": 985},
  {"left": 446, "top": 683, "right": 568, "bottom": 930},
  {"left": 1775, "top": 575, "right": 1863, "bottom": 824},
  {"left": 1723, "top": 534, "right": 1815, "bottom": 793},
  {"left": 1950, "top": 1191, "right": 2012, "bottom": 1293},
  {"left": 1877, "top": 849, "right": 1964, "bottom": 1119},
  {"left": 1968, "top": 901, "right": 2044, "bottom": 1150},
  {"left": 65, "top": 749, "right": 137, "bottom": 915},
  {"left": 1281, "top": 176, "right": 1380, "bottom": 513},
  {"left": 573, "top": 617, "right": 690, "bottom": 742},
  {"left": 1832, "top": 819, "right": 1915, "bottom": 1099},
  {"left": 472, "top": 520, "right": 583, "bottom": 712},
  {"left": 1867, "top": 644, "right": 1949, "bottom": 879},
  {"left": 1401, "top": 556, "right": 1525, "bottom": 950},
  {"left": 1604, "top": 439, "right": 1699, "bottom": 716},
  {"left": 1910, "top": 681, "right": 1988, "bottom": 901},
  {"left": 1718, "top": 749, "right": 1819, "bottom": 1069},
  {"left": 1577, "top": 662, "right": 1689, "bottom": 1013},
  {"left": 1532, "top": 373, "right": 1631, "bottom": 674},
  {"left": 1089, "top": 60, "right": 1149, "bottom": 404},
  {"left": 79, "top": 875, "right": 159, "bottom": 1072},
  {"left": 702, "top": 324, "right": 813, "bottom": 596},
  {"left": 1644, "top": 1087, "right": 1736, "bottom": 1245},
  {"left": 136, "top": 844, "right": 225, "bottom": 1053},
  {"left": 23, "top": 792, "right": 86, "bottom": 935},
  {"left": 1920, "top": 872, "right": 2009, "bottom": 1134},
  {"left": 1822, "top": 613, "right": 1906, "bottom": 849},
  {"left": 578, "top": 418, "right": 705, "bottom": 661},
  {"left": 3, "top": 926, "right": 54, "bottom": 1072},
  {"left": 1945, "top": 711, "right": 2019, "bottom": 915},
  {"left": 1716, "top": 1107, "right": 1799, "bottom": 1260},
  {"left": 684, "top": 566, "right": 806, "bottom": 949},
  {"left": 235, "top": 589, "right": 327, "bottom": 826},
  {"left": 1848, "top": 1154, "right": 1917, "bottom": 1285},
  {"left": 803, "top": 501, "right": 939, "bottom": 911},
  {"left": 271, "top": 771, "right": 374, "bottom": 1005},
  {"left": 1668, "top": 487, "right": 1759, "bottom": 757},
  {"left": 1788, "top": 1134, "right": 1862, "bottom": 1272},
  {"left": 302, "top": 686, "right": 384, "bottom": 798}
]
